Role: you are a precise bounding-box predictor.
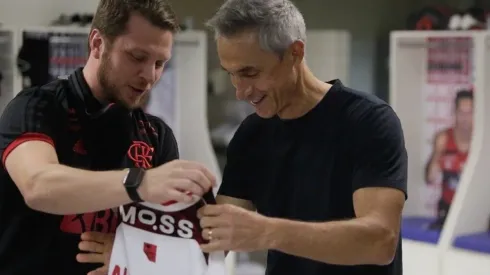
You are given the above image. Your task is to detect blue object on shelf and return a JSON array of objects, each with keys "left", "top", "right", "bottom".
[
  {"left": 402, "top": 216, "right": 441, "bottom": 244},
  {"left": 453, "top": 232, "right": 490, "bottom": 254}
]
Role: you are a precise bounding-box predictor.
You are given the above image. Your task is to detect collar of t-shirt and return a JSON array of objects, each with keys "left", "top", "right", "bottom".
[
  {"left": 70, "top": 67, "right": 111, "bottom": 116},
  {"left": 278, "top": 79, "right": 342, "bottom": 126}
]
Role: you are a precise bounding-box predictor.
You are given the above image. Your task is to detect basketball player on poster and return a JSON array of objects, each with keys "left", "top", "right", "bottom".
[{"left": 425, "top": 90, "right": 473, "bottom": 229}]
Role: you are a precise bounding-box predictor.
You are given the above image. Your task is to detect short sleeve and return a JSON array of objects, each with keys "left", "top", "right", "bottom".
[
  {"left": 149, "top": 116, "right": 179, "bottom": 164},
  {"left": 350, "top": 105, "right": 408, "bottom": 198},
  {"left": 0, "top": 89, "right": 58, "bottom": 167},
  {"left": 218, "top": 116, "right": 261, "bottom": 202}
]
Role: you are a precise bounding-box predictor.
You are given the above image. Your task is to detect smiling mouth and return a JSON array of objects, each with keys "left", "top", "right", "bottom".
[
  {"left": 251, "top": 96, "right": 265, "bottom": 106},
  {"left": 130, "top": 86, "right": 145, "bottom": 94}
]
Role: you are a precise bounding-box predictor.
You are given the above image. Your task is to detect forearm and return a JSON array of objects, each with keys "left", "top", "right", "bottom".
[
  {"left": 26, "top": 164, "right": 132, "bottom": 215},
  {"left": 425, "top": 159, "right": 439, "bottom": 183},
  {"left": 424, "top": 161, "right": 433, "bottom": 183},
  {"left": 265, "top": 217, "right": 397, "bottom": 266}
]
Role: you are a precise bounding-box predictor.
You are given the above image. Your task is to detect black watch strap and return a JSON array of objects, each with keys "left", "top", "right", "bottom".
[{"left": 123, "top": 168, "right": 145, "bottom": 202}]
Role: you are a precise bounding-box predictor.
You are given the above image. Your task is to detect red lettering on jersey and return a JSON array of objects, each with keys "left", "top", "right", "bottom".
[
  {"left": 60, "top": 210, "right": 118, "bottom": 234},
  {"left": 162, "top": 191, "right": 192, "bottom": 206},
  {"left": 143, "top": 242, "right": 157, "bottom": 263},
  {"left": 92, "top": 209, "right": 116, "bottom": 233},
  {"left": 111, "top": 265, "right": 128, "bottom": 275},
  {"left": 127, "top": 141, "right": 154, "bottom": 169}
]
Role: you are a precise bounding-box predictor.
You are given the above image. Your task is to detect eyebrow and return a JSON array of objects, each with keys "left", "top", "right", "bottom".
[
  {"left": 127, "top": 48, "right": 170, "bottom": 61},
  {"left": 221, "top": 65, "right": 257, "bottom": 73},
  {"left": 128, "top": 48, "right": 149, "bottom": 55}
]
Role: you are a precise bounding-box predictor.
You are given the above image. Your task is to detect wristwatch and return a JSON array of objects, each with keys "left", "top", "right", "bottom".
[{"left": 123, "top": 168, "right": 145, "bottom": 202}]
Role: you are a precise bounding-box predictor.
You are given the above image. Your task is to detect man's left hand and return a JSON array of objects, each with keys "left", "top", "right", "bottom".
[
  {"left": 197, "top": 204, "right": 271, "bottom": 252},
  {"left": 76, "top": 231, "right": 115, "bottom": 275}
]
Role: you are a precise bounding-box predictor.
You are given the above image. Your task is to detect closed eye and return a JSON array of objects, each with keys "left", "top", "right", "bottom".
[
  {"left": 155, "top": 60, "right": 167, "bottom": 68},
  {"left": 240, "top": 72, "right": 259, "bottom": 78},
  {"left": 130, "top": 53, "right": 146, "bottom": 63}
]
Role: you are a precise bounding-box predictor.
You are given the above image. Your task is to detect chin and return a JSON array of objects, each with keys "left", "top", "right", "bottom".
[
  {"left": 254, "top": 101, "right": 278, "bottom": 118},
  {"left": 122, "top": 96, "right": 145, "bottom": 110},
  {"left": 116, "top": 99, "right": 138, "bottom": 110},
  {"left": 255, "top": 109, "right": 277, "bottom": 119}
]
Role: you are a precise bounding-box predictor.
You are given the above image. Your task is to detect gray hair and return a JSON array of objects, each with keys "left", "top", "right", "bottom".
[{"left": 205, "top": 0, "right": 307, "bottom": 56}]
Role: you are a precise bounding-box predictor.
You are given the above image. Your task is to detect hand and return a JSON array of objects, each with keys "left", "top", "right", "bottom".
[
  {"left": 141, "top": 160, "right": 216, "bottom": 204},
  {"left": 428, "top": 166, "right": 442, "bottom": 184},
  {"left": 76, "top": 231, "right": 115, "bottom": 275},
  {"left": 197, "top": 204, "right": 271, "bottom": 252}
]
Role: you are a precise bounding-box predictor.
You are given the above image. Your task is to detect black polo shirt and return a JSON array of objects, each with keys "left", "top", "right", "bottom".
[
  {"left": 0, "top": 68, "right": 179, "bottom": 275},
  {"left": 219, "top": 80, "right": 407, "bottom": 275}
]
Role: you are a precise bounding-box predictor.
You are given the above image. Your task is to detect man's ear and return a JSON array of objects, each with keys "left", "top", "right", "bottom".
[
  {"left": 88, "top": 29, "right": 104, "bottom": 59},
  {"left": 289, "top": 40, "right": 305, "bottom": 64}
]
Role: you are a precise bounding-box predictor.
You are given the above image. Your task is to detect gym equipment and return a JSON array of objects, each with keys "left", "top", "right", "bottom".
[{"left": 407, "top": 5, "right": 456, "bottom": 30}]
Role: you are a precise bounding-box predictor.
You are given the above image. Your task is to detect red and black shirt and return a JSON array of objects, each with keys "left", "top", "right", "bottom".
[
  {"left": 0, "top": 67, "right": 178, "bottom": 275},
  {"left": 438, "top": 128, "right": 468, "bottom": 204}
]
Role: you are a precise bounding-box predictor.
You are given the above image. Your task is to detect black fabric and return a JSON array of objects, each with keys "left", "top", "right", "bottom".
[
  {"left": 17, "top": 32, "right": 50, "bottom": 88},
  {"left": 66, "top": 69, "right": 133, "bottom": 170},
  {"left": 219, "top": 80, "right": 407, "bottom": 275},
  {"left": 0, "top": 85, "right": 61, "bottom": 157},
  {"left": 0, "top": 67, "right": 178, "bottom": 275}
]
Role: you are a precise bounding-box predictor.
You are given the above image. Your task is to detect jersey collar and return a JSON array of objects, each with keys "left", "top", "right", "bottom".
[{"left": 69, "top": 67, "right": 109, "bottom": 117}]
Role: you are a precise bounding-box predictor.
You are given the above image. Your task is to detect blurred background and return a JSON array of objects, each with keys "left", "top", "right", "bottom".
[{"left": 1, "top": 0, "right": 490, "bottom": 274}]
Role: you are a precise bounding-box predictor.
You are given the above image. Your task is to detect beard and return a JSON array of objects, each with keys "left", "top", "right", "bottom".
[
  {"left": 87, "top": 51, "right": 133, "bottom": 169},
  {"left": 97, "top": 49, "right": 143, "bottom": 110}
]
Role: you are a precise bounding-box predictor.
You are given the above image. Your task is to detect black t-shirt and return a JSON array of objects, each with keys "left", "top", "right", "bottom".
[
  {"left": 0, "top": 68, "right": 179, "bottom": 275},
  {"left": 219, "top": 80, "right": 407, "bottom": 275}
]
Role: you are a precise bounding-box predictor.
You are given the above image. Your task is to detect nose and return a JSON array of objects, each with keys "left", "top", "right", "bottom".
[
  {"left": 140, "top": 65, "right": 156, "bottom": 85},
  {"left": 231, "top": 76, "right": 252, "bottom": 101},
  {"left": 235, "top": 86, "right": 254, "bottom": 101}
]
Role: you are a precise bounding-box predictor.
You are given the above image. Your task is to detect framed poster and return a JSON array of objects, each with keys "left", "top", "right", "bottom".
[{"left": 421, "top": 37, "right": 474, "bottom": 218}]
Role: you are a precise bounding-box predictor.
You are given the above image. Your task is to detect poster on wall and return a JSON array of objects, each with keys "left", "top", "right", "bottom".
[
  {"left": 146, "top": 55, "right": 178, "bottom": 143},
  {"left": 421, "top": 37, "right": 474, "bottom": 228}
]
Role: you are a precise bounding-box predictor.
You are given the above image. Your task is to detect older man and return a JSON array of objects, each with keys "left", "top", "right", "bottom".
[
  {"left": 82, "top": 0, "right": 407, "bottom": 274},
  {"left": 197, "top": 0, "right": 407, "bottom": 275}
]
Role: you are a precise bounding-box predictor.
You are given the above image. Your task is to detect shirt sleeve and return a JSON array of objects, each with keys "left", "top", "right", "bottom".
[
  {"left": 218, "top": 116, "right": 260, "bottom": 202},
  {"left": 149, "top": 115, "right": 179, "bottom": 165},
  {"left": 0, "top": 89, "right": 58, "bottom": 167},
  {"left": 350, "top": 105, "right": 408, "bottom": 198}
]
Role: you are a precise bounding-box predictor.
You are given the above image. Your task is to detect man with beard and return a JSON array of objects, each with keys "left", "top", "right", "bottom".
[
  {"left": 425, "top": 90, "right": 473, "bottom": 229},
  {"left": 0, "top": 1, "right": 215, "bottom": 274}
]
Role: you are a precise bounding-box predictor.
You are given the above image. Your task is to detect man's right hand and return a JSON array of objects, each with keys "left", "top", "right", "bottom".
[{"left": 140, "top": 160, "right": 216, "bottom": 204}]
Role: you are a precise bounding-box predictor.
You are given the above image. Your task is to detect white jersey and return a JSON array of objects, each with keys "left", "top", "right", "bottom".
[{"left": 109, "top": 192, "right": 227, "bottom": 275}]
